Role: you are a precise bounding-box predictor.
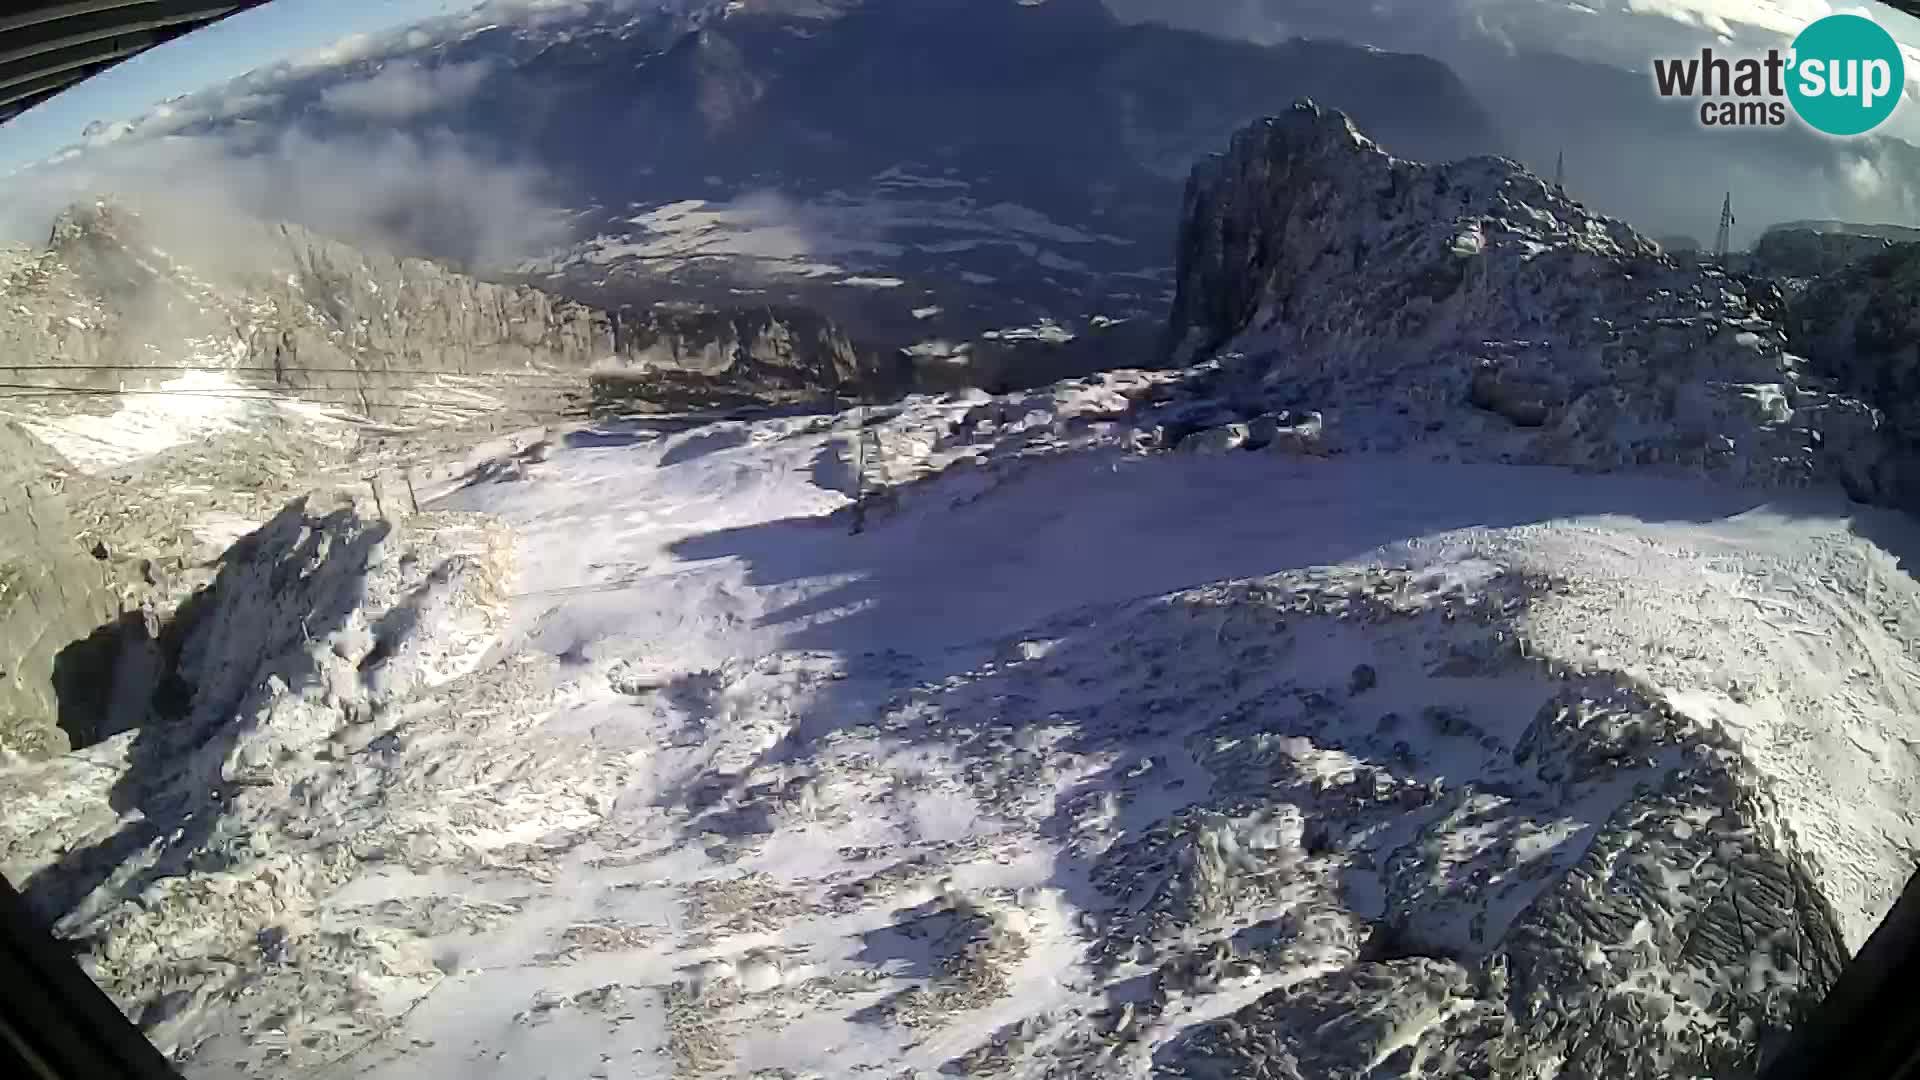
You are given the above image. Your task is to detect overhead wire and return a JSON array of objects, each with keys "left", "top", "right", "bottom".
[
  {"left": 0, "top": 384, "right": 587, "bottom": 398},
  {"left": 0, "top": 367, "right": 594, "bottom": 409},
  {"left": 0, "top": 392, "right": 588, "bottom": 415},
  {"left": 0, "top": 366, "right": 690, "bottom": 417},
  {"left": 0, "top": 363, "right": 599, "bottom": 377}
]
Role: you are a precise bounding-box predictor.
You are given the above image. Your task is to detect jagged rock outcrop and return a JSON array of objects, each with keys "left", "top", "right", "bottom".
[
  {"left": 1162, "top": 101, "right": 1892, "bottom": 494},
  {"left": 1749, "top": 227, "right": 1896, "bottom": 281},
  {"left": 0, "top": 422, "right": 121, "bottom": 758},
  {"left": 1787, "top": 243, "right": 1920, "bottom": 509},
  {"left": 243, "top": 220, "right": 615, "bottom": 397},
  {"left": 1126, "top": 579, "right": 1849, "bottom": 1080},
  {"left": 0, "top": 498, "right": 513, "bottom": 1051}
]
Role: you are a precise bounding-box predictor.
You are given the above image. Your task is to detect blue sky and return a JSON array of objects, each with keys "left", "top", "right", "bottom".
[{"left": 0, "top": 0, "right": 463, "bottom": 174}]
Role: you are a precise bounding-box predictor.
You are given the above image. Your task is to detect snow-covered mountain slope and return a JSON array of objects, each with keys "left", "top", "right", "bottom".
[
  {"left": 8, "top": 386, "right": 1920, "bottom": 1078},
  {"left": 11, "top": 103, "right": 1920, "bottom": 1080}
]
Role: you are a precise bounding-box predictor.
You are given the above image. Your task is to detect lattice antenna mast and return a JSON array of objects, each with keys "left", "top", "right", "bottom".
[
  {"left": 1714, "top": 191, "right": 1735, "bottom": 261},
  {"left": 1553, "top": 150, "right": 1565, "bottom": 193}
]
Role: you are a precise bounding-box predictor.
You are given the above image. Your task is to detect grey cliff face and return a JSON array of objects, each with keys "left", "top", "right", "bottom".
[
  {"left": 0, "top": 424, "right": 120, "bottom": 759},
  {"left": 248, "top": 219, "right": 617, "bottom": 389},
  {"left": 590, "top": 305, "right": 913, "bottom": 412},
  {"left": 4, "top": 201, "right": 612, "bottom": 409}
]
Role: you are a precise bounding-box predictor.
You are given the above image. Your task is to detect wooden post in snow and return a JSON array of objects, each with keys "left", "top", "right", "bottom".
[
  {"left": 403, "top": 469, "right": 421, "bottom": 515},
  {"left": 850, "top": 406, "right": 867, "bottom": 535}
]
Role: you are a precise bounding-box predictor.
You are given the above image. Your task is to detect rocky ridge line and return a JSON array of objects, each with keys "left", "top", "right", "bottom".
[
  {"left": 1787, "top": 241, "right": 1920, "bottom": 511},
  {"left": 3, "top": 201, "right": 907, "bottom": 427},
  {"left": 1159, "top": 101, "right": 1897, "bottom": 501}
]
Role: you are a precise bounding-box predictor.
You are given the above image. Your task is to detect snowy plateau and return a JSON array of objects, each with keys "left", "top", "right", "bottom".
[{"left": 5, "top": 102, "right": 1920, "bottom": 1080}]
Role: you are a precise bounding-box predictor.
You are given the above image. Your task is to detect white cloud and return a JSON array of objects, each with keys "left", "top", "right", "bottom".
[
  {"left": 212, "top": 91, "right": 281, "bottom": 120},
  {"left": 131, "top": 103, "right": 201, "bottom": 139},
  {"left": 79, "top": 120, "right": 136, "bottom": 147},
  {"left": 288, "top": 32, "right": 386, "bottom": 73},
  {"left": 486, "top": 0, "right": 592, "bottom": 16},
  {"left": 1623, "top": 0, "right": 1828, "bottom": 37},
  {"left": 4, "top": 124, "right": 570, "bottom": 273},
  {"left": 1841, "top": 151, "right": 1891, "bottom": 197},
  {"left": 320, "top": 61, "right": 494, "bottom": 119}
]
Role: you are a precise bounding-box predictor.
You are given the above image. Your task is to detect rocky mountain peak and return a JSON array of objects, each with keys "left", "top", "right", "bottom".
[
  {"left": 47, "top": 199, "right": 133, "bottom": 253},
  {"left": 1160, "top": 100, "right": 1896, "bottom": 498},
  {"left": 1167, "top": 100, "right": 1657, "bottom": 366},
  {"left": 40, "top": 200, "right": 185, "bottom": 310}
]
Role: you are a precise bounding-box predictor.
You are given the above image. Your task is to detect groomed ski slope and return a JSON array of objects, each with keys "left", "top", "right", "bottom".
[{"left": 264, "top": 407, "right": 1920, "bottom": 1079}]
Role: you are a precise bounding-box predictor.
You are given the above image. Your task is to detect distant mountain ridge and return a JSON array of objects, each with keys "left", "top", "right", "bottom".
[
  {"left": 1766, "top": 220, "right": 1920, "bottom": 243},
  {"left": 48, "top": 0, "right": 1503, "bottom": 389}
]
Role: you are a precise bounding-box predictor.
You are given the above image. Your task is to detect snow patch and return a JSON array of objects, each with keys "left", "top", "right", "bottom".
[{"left": 15, "top": 370, "right": 267, "bottom": 474}]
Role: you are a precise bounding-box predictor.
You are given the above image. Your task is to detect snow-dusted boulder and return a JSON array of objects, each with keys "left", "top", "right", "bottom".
[
  {"left": 1251, "top": 409, "right": 1326, "bottom": 454},
  {"left": 1176, "top": 423, "right": 1250, "bottom": 454}
]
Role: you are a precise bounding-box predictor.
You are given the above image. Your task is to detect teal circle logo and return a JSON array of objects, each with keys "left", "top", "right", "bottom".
[{"left": 1788, "top": 14, "right": 1906, "bottom": 136}]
